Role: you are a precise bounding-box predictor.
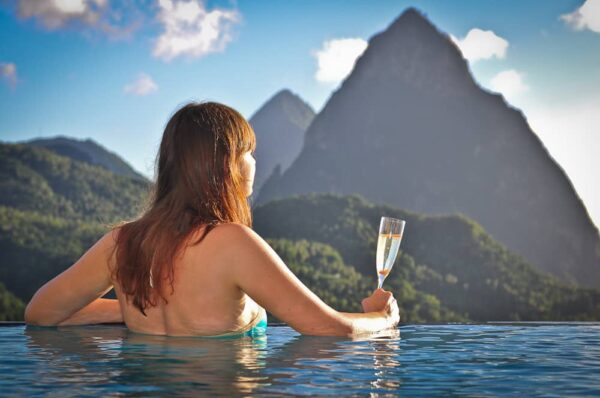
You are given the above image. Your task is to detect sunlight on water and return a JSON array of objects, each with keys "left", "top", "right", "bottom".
[{"left": 1, "top": 323, "right": 599, "bottom": 396}]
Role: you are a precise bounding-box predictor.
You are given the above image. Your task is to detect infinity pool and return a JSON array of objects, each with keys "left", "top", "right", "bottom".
[{"left": 1, "top": 323, "right": 599, "bottom": 396}]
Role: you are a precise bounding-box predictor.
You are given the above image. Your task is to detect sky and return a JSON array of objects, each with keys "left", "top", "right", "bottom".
[{"left": 0, "top": 0, "right": 599, "bottom": 227}]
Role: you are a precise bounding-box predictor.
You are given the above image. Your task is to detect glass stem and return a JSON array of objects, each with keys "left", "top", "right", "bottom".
[{"left": 377, "top": 274, "right": 386, "bottom": 289}]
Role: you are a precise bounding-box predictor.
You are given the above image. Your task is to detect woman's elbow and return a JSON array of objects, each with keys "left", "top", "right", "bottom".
[
  {"left": 24, "top": 302, "right": 43, "bottom": 325},
  {"left": 24, "top": 303, "right": 39, "bottom": 325},
  {"left": 24, "top": 302, "right": 58, "bottom": 326}
]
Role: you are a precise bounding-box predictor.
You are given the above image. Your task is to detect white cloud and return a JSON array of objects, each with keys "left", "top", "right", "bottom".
[
  {"left": 153, "top": 0, "right": 241, "bottom": 62},
  {"left": 124, "top": 73, "right": 158, "bottom": 96},
  {"left": 524, "top": 96, "right": 600, "bottom": 227},
  {"left": 489, "top": 69, "right": 529, "bottom": 99},
  {"left": 313, "top": 38, "right": 368, "bottom": 84},
  {"left": 561, "top": 0, "right": 600, "bottom": 33},
  {"left": 450, "top": 28, "right": 508, "bottom": 63},
  {"left": 15, "top": 0, "right": 139, "bottom": 37},
  {"left": 17, "top": 0, "right": 108, "bottom": 29},
  {"left": 0, "top": 62, "right": 18, "bottom": 87}
]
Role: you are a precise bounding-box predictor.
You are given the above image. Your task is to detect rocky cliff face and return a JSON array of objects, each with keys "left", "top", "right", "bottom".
[
  {"left": 257, "top": 8, "right": 600, "bottom": 287},
  {"left": 249, "top": 89, "right": 315, "bottom": 193}
]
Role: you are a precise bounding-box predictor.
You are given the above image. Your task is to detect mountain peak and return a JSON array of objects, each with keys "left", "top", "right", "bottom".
[
  {"left": 249, "top": 90, "right": 316, "bottom": 193},
  {"left": 372, "top": 6, "right": 447, "bottom": 47},
  {"left": 270, "top": 89, "right": 297, "bottom": 102},
  {"left": 261, "top": 89, "right": 313, "bottom": 113},
  {"left": 332, "top": 6, "right": 477, "bottom": 106},
  {"left": 390, "top": 7, "right": 434, "bottom": 30},
  {"left": 251, "top": 89, "right": 315, "bottom": 131},
  {"left": 257, "top": 9, "right": 600, "bottom": 288},
  {"left": 25, "top": 136, "right": 145, "bottom": 180}
]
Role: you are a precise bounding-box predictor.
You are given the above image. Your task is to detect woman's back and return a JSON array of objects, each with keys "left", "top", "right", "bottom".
[{"left": 113, "top": 225, "right": 265, "bottom": 337}]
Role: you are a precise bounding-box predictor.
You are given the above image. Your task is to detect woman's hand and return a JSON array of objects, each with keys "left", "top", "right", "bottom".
[{"left": 361, "top": 289, "right": 400, "bottom": 326}]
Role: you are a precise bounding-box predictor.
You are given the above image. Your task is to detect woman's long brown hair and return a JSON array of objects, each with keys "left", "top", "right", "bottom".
[{"left": 113, "top": 102, "right": 256, "bottom": 315}]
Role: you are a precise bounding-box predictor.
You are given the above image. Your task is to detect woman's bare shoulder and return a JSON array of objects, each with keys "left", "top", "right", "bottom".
[
  {"left": 203, "top": 222, "right": 260, "bottom": 243},
  {"left": 187, "top": 223, "right": 269, "bottom": 261}
]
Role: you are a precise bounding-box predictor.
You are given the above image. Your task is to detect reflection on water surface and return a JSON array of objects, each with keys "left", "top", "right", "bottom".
[{"left": 0, "top": 323, "right": 599, "bottom": 396}]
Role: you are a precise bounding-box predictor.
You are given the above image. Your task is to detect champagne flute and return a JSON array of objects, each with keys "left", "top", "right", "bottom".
[{"left": 376, "top": 217, "right": 406, "bottom": 289}]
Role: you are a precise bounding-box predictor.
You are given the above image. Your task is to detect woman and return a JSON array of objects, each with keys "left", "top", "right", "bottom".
[{"left": 25, "top": 102, "right": 399, "bottom": 337}]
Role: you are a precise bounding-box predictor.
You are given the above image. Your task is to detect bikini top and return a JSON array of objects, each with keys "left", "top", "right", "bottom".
[{"left": 204, "top": 307, "right": 268, "bottom": 339}]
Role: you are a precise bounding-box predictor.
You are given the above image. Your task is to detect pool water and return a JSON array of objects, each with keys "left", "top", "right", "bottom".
[{"left": 1, "top": 323, "right": 599, "bottom": 396}]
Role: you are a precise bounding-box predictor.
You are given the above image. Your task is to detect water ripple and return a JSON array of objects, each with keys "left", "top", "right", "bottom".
[{"left": 1, "top": 323, "right": 600, "bottom": 396}]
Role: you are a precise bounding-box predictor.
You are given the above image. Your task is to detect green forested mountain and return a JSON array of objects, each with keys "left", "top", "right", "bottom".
[
  {"left": 0, "top": 143, "right": 149, "bottom": 222},
  {"left": 254, "top": 194, "right": 600, "bottom": 321},
  {"left": 26, "top": 136, "right": 145, "bottom": 180},
  {"left": 0, "top": 282, "right": 24, "bottom": 321},
  {"left": 0, "top": 206, "right": 107, "bottom": 300},
  {"left": 267, "top": 239, "right": 463, "bottom": 323}
]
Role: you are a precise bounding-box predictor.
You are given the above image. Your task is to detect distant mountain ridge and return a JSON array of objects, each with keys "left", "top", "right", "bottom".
[
  {"left": 26, "top": 136, "right": 146, "bottom": 180},
  {"left": 255, "top": 194, "right": 600, "bottom": 321},
  {"left": 249, "top": 89, "right": 315, "bottom": 193},
  {"left": 0, "top": 143, "right": 148, "bottom": 222},
  {"left": 257, "top": 8, "right": 600, "bottom": 287}
]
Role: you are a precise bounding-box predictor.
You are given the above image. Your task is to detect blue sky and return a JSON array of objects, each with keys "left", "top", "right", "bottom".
[{"left": 0, "top": 0, "right": 599, "bottom": 226}]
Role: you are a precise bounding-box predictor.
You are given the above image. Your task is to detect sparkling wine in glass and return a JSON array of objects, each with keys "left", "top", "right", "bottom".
[{"left": 376, "top": 217, "right": 406, "bottom": 289}]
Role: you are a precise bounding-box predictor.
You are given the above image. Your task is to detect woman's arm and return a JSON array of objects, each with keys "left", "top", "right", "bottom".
[
  {"left": 57, "top": 298, "right": 123, "bottom": 326},
  {"left": 25, "top": 231, "right": 122, "bottom": 326},
  {"left": 220, "top": 224, "right": 399, "bottom": 337}
]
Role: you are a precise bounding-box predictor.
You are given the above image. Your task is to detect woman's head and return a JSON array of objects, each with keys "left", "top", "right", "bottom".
[
  {"left": 114, "top": 101, "right": 256, "bottom": 314},
  {"left": 156, "top": 102, "right": 256, "bottom": 221}
]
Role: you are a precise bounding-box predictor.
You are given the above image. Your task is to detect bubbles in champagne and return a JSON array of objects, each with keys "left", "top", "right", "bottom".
[{"left": 376, "top": 233, "right": 402, "bottom": 275}]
